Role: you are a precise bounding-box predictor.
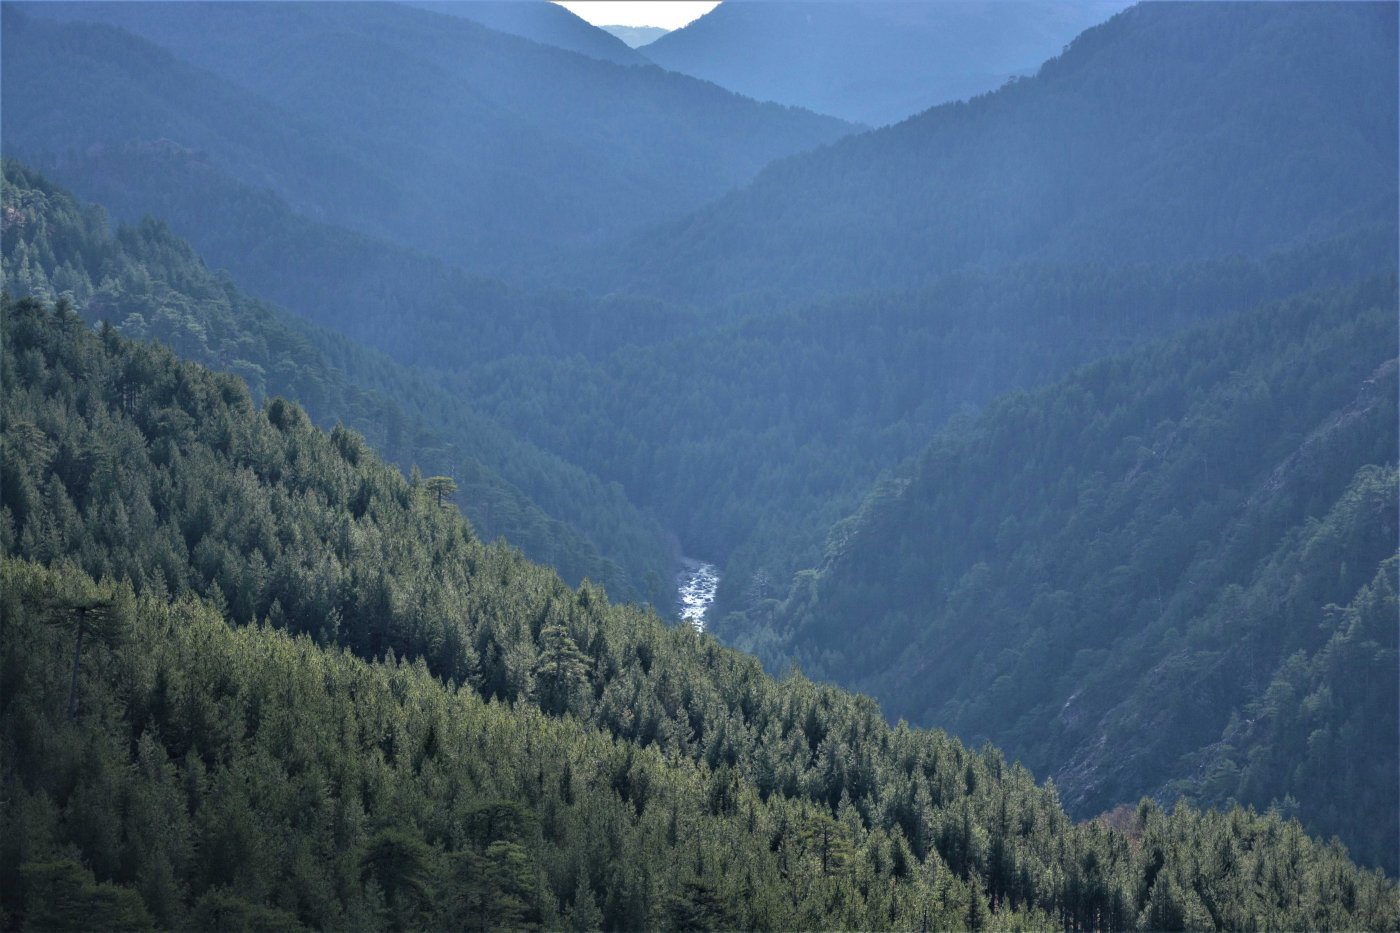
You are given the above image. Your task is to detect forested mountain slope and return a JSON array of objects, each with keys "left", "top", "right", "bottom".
[
  {"left": 3, "top": 295, "right": 1396, "bottom": 929},
  {"left": 642, "top": 0, "right": 1124, "bottom": 125},
  {"left": 751, "top": 280, "right": 1399, "bottom": 872},
  {"left": 605, "top": 1, "right": 1398, "bottom": 303},
  {"left": 2, "top": 161, "right": 677, "bottom": 604},
  {"left": 4, "top": 0, "right": 1397, "bottom": 926},
  {"left": 2, "top": 2, "right": 852, "bottom": 276}
]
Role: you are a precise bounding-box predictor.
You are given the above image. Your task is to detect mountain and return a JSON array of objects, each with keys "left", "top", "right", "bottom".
[
  {"left": 602, "top": 24, "right": 671, "bottom": 49},
  {"left": 403, "top": 0, "right": 646, "bottom": 65},
  {"left": 604, "top": 1, "right": 1398, "bottom": 303},
  {"left": 2, "top": 2, "right": 853, "bottom": 277},
  {"left": 643, "top": 0, "right": 1125, "bottom": 125},
  {"left": 751, "top": 278, "right": 1399, "bottom": 871},
  {"left": 3, "top": 294, "right": 1395, "bottom": 928},
  {"left": 5, "top": 0, "right": 1399, "bottom": 923},
  {"left": 2, "top": 160, "right": 678, "bottom": 605}
]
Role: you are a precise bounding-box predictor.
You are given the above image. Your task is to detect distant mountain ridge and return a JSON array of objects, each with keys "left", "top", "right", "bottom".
[
  {"left": 642, "top": 0, "right": 1126, "bottom": 125},
  {"left": 601, "top": 24, "right": 671, "bottom": 49},
  {"left": 605, "top": 1, "right": 1398, "bottom": 303},
  {"left": 3, "top": 1, "right": 853, "bottom": 277},
  {"left": 402, "top": 0, "right": 646, "bottom": 65}
]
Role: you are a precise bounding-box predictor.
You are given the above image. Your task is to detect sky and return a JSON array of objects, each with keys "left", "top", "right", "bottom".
[{"left": 552, "top": 2, "right": 721, "bottom": 30}]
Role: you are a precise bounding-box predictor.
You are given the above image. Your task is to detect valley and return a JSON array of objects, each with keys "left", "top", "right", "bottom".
[{"left": 1, "top": 1, "right": 1396, "bottom": 928}]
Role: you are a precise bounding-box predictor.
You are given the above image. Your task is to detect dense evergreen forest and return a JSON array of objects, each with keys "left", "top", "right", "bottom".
[
  {"left": 738, "top": 280, "right": 1399, "bottom": 871},
  {"left": 2, "top": 1, "right": 1397, "bottom": 927},
  {"left": 1, "top": 162, "right": 677, "bottom": 606},
  {"left": 3, "top": 296, "right": 1397, "bottom": 930}
]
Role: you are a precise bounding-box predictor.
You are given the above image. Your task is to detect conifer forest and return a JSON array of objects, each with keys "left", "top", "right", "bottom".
[{"left": 1, "top": 2, "right": 1397, "bottom": 930}]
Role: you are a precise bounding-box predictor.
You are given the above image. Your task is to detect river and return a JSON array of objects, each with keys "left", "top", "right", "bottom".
[{"left": 676, "top": 559, "right": 719, "bottom": 631}]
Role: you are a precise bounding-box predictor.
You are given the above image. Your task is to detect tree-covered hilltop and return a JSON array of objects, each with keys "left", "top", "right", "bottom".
[
  {"left": 595, "top": 1, "right": 1398, "bottom": 303},
  {"left": 3, "top": 295, "right": 1397, "bottom": 930},
  {"left": 1, "top": 160, "right": 676, "bottom": 605},
  {"left": 747, "top": 279, "right": 1398, "bottom": 872},
  {"left": 8, "top": 557, "right": 980, "bottom": 933}
]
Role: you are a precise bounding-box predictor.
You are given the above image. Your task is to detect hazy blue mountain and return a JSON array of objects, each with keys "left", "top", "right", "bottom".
[
  {"left": 4, "top": 132, "right": 705, "bottom": 373},
  {"left": 602, "top": 24, "right": 671, "bottom": 48},
  {"left": 3, "top": 2, "right": 852, "bottom": 276},
  {"left": 642, "top": 0, "right": 1126, "bottom": 125},
  {"left": 402, "top": 0, "right": 646, "bottom": 65},
  {"left": 605, "top": 2, "right": 1398, "bottom": 303}
]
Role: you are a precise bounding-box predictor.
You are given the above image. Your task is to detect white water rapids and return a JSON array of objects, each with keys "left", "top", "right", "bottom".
[{"left": 676, "top": 559, "right": 719, "bottom": 631}]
